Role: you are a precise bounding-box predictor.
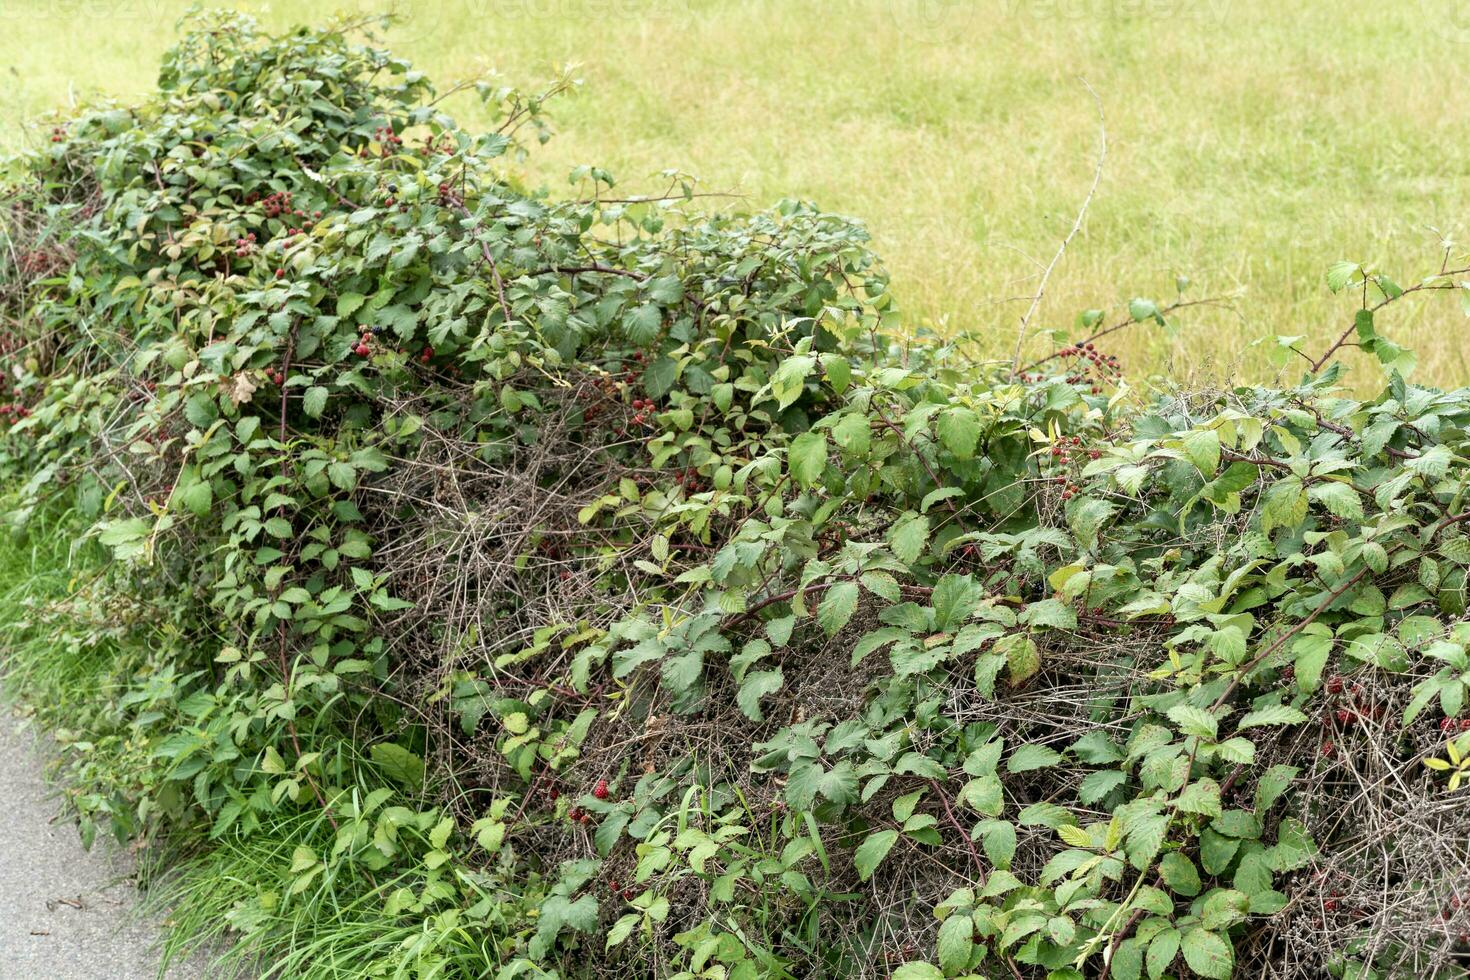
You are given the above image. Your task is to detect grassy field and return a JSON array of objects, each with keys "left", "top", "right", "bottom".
[{"left": 4, "top": 0, "right": 1470, "bottom": 385}]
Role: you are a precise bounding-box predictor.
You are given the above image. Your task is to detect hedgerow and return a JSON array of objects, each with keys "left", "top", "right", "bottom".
[{"left": 3, "top": 11, "right": 1470, "bottom": 980}]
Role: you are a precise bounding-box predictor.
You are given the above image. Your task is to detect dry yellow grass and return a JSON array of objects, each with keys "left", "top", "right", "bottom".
[{"left": 4, "top": 0, "right": 1470, "bottom": 386}]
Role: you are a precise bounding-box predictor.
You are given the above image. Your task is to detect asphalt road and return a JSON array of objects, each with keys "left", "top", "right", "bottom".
[{"left": 0, "top": 711, "right": 208, "bottom": 979}]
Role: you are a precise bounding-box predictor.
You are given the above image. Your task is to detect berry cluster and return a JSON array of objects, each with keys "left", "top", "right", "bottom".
[
  {"left": 233, "top": 232, "right": 257, "bottom": 257},
  {"left": 419, "top": 133, "right": 456, "bottom": 158},
  {"left": 435, "top": 181, "right": 461, "bottom": 207},
  {"left": 251, "top": 189, "right": 294, "bottom": 218},
  {"left": 48, "top": 125, "right": 67, "bottom": 144},
  {"left": 1058, "top": 342, "right": 1122, "bottom": 394},
  {"left": 373, "top": 123, "right": 403, "bottom": 147},
  {"left": 1439, "top": 895, "right": 1470, "bottom": 946},
  {"left": 266, "top": 366, "right": 286, "bottom": 385},
  {"left": 1046, "top": 435, "right": 1100, "bottom": 500},
  {"left": 280, "top": 208, "right": 321, "bottom": 241},
  {"left": 1324, "top": 674, "right": 1383, "bottom": 721},
  {"left": 673, "top": 467, "right": 705, "bottom": 493},
  {"left": 629, "top": 396, "right": 657, "bottom": 429},
  {"left": 0, "top": 402, "right": 32, "bottom": 421}
]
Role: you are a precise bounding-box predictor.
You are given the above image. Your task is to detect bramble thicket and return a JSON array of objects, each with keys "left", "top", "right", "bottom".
[{"left": 2, "top": 12, "right": 1470, "bottom": 980}]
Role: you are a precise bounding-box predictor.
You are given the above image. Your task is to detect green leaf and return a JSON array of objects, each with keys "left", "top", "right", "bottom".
[
  {"left": 179, "top": 478, "right": 213, "bottom": 517},
  {"left": 736, "top": 669, "right": 783, "bottom": 721},
  {"left": 1159, "top": 851, "right": 1202, "bottom": 896},
  {"left": 891, "top": 965, "right": 944, "bottom": 980},
  {"left": 1325, "top": 260, "right": 1360, "bottom": 293},
  {"left": 369, "top": 743, "right": 425, "bottom": 788},
  {"left": 1007, "top": 743, "right": 1062, "bottom": 773},
  {"left": 1078, "top": 768, "right": 1126, "bottom": 805},
  {"left": 889, "top": 512, "right": 931, "bottom": 564},
  {"left": 817, "top": 581, "right": 860, "bottom": 636},
  {"left": 770, "top": 354, "right": 815, "bottom": 410},
  {"left": 647, "top": 274, "right": 683, "bottom": 304},
  {"left": 821, "top": 353, "right": 851, "bottom": 394},
  {"left": 623, "top": 304, "right": 662, "bottom": 344},
  {"left": 1292, "top": 631, "right": 1333, "bottom": 693},
  {"left": 1201, "top": 889, "right": 1250, "bottom": 930},
  {"left": 931, "top": 573, "right": 981, "bottom": 631},
  {"left": 1111, "top": 938, "right": 1143, "bottom": 980},
  {"left": 1146, "top": 928, "right": 1180, "bottom": 979},
  {"left": 1129, "top": 297, "right": 1161, "bottom": 323},
  {"left": 1180, "top": 927, "right": 1233, "bottom": 979},
  {"left": 1310, "top": 481, "right": 1363, "bottom": 520},
  {"left": 997, "top": 634, "right": 1040, "bottom": 685},
  {"left": 1020, "top": 598, "right": 1076, "bottom": 630},
  {"left": 936, "top": 407, "right": 980, "bottom": 460},
  {"left": 1237, "top": 704, "right": 1308, "bottom": 730},
  {"left": 936, "top": 913, "right": 974, "bottom": 974},
  {"left": 1254, "top": 765, "right": 1299, "bottom": 812},
  {"left": 1166, "top": 704, "right": 1218, "bottom": 740},
  {"left": 1175, "top": 777, "right": 1223, "bottom": 818},
  {"left": 1182, "top": 429, "right": 1221, "bottom": 477},
  {"left": 976, "top": 819, "right": 1016, "bottom": 868},
  {"left": 606, "top": 912, "right": 638, "bottom": 949},
  {"left": 302, "top": 385, "right": 329, "bottom": 418},
  {"left": 962, "top": 774, "right": 1004, "bottom": 816},
  {"left": 854, "top": 829, "right": 899, "bottom": 881},
  {"left": 1259, "top": 476, "right": 1307, "bottom": 534},
  {"left": 789, "top": 430, "right": 828, "bottom": 488},
  {"left": 336, "top": 291, "right": 368, "bottom": 318}
]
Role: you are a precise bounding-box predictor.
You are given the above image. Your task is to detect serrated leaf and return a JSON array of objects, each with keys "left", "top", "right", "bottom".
[
  {"left": 369, "top": 743, "right": 425, "bottom": 789},
  {"left": 817, "top": 581, "right": 859, "bottom": 636},
  {"left": 1325, "top": 260, "right": 1360, "bottom": 293},
  {"left": 854, "top": 829, "right": 899, "bottom": 881},
  {"left": 936, "top": 913, "right": 974, "bottom": 974},
  {"left": 1007, "top": 743, "right": 1062, "bottom": 773},
  {"left": 1180, "top": 927, "right": 1233, "bottom": 979},
  {"left": 1167, "top": 704, "right": 1218, "bottom": 740},
  {"left": 1159, "top": 851, "right": 1202, "bottom": 896},
  {"left": 736, "top": 668, "right": 783, "bottom": 721},
  {"left": 1310, "top": 481, "right": 1363, "bottom": 520},
  {"left": 1237, "top": 704, "right": 1309, "bottom": 729},
  {"left": 889, "top": 513, "right": 931, "bottom": 564},
  {"left": 1078, "top": 768, "right": 1127, "bottom": 805},
  {"left": 937, "top": 407, "right": 980, "bottom": 460},
  {"left": 1182, "top": 428, "right": 1221, "bottom": 477},
  {"left": 1057, "top": 823, "right": 1093, "bottom": 848},
  {"left": 789, "top": 430, "right": 828, "bottom": 488}
]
